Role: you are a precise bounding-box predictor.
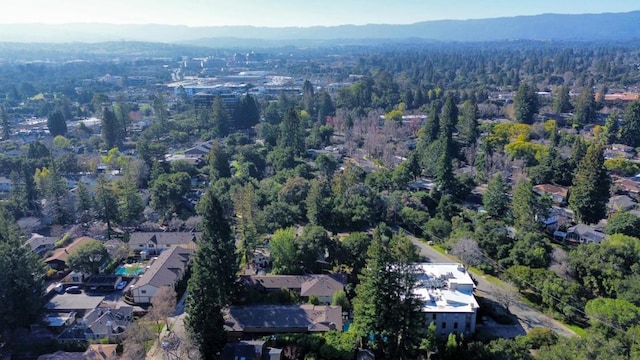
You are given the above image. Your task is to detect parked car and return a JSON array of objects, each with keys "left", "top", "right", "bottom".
[
  {"left": 65, "top": 286, "right": 82, "bottom": 294},
  {"left": 116, "top": 281, "right": 128, "bottom": 290}
]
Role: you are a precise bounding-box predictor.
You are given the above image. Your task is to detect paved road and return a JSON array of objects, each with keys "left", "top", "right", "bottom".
[{"left": 410, "top": 237, "right": 576, "bottom": 338}]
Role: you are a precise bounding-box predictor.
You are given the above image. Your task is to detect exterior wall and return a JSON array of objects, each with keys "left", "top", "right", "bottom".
[
  {"left": 426, "top": 311, "right": 477, "bottom": 336},
  {"left": 132, "top": 284, "right": 157, "bottom": 304}
]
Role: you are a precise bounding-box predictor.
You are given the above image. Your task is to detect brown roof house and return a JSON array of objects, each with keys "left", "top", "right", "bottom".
[
  {"left": 45, "top": 237, "right": 98, "bottom": 271},
  {"left": 240, "top": 274, "right": 346, "bottom": 303},
  {"left": 128, "top": 231, "right": 199, "bottom": 257},
  {"left": 127, "top": 246, "right": 193, "bottom": 304},
  {"left": 224, "top": 304, "right": 343, "bottom": 340},
  {"left": 532, "top": 184, "right": 569, "bottom": 205}
]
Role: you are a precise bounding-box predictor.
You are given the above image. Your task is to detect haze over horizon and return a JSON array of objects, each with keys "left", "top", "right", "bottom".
[{"left": 2, "top": 0, "right": 640, "bottom": 28}]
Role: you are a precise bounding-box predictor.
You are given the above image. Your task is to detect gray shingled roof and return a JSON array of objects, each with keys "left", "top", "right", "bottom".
[
  {"left": 134, "top": 246, "right": 193, "bottom": 288},
  {"left": 128, "top": 232, "right": 200, "bottom": 247},
  {"left": 224, "top": 304, "right": 342, "bottom": 333},
  {"left": 240, "top": 274, "right": 345, "bottom": 298}
]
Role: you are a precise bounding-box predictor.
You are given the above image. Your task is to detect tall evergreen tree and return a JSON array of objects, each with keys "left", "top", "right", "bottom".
[
  {"left": 353, "top": 224, "right": 425, "bottom": 359},
  {"left": 435, "top": 137, "right": 456, "bottom": 194},
  {"left": 0, "top": 206, "right": 45, "bottom": 336},
  {"left": 47, "top": 109, "right": 67, "bottom": 137},
  {"left": 206, "top": 143, "right": 231, "bottom": 180},
  {"left": 573, "top": 86, "right": 597, "bottom": 128},
  {"left": 186, "top": 190, "right": 237, "bottom": 359},
  {"left": 552, "top": 85, "right": 572, "bottom": 113},
  {"left": 483, "top": 173, "right": 509, "bottom": 218},
  {"left": 278, "top": 107, "right": 305, "bottom": 156},
  {"left": 1, "top": 105, "right": 10, "bottom": 140},
  {"left": 569, "top": 142, "right": 611, "bottom": 224},
  {"left": 603, "top": 114, "right": 619, "bottom": 145},
  {"left": 459, "top": 100, "right": 479, "bottom": 146},
  {"left": 101, "top": 107, "right": 120, "bottom": 150},
  {"left": 439, "top": 95, "right": 458, "bottom": 140},
  {"left": 235, "top": 95, "right": 260, "bottom": 129},
  {"left": 513, "top": 83, "right": 538, "bottom": 124},
  {"left": 211, "top": 96, "right": 230, "bottom": 137},
  {"left": 115, "top": 94, "right": 130, "bottom": 139},
  {"left": 620, "top": 99, "right": 640, "bottom": 148},
  {"left": 511, "top": 178, "right": 539, "bottom": 232}
]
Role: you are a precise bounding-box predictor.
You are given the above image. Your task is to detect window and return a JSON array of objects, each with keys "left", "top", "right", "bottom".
[
  {"left": 441, "top": 322, "right": 446, "bottom": 329},
  {"left": 141, "top": 290, "right": 147, "bottom": 294},
  {"left": 454, "top": 322, "right": 458, "bottom": 329}
]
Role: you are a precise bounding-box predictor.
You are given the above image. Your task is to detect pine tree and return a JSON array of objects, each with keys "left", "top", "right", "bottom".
[
  {"left": 483, "top": 173, "right": 509, "bottom": 218},
  {"left": 569, "top": 142, "right": 611, "bottom": 224},
  {"left": 511, "top": 179, "right": 538, "bottom": 232},
  {"left": 435, "top": 137, "right": 456, "bottom": 194},
  {"left": 552, "top": 85, "right": 572, "bottom": 113},
  {"left": 0, "top": 206, "right": 45, "bottom": 334},
  {"left": 459, "top": 100, "right": 479, "bottom": 146},
  {"left": 211, "top": 96, "right": 230, "bottom": 137},
  {"left": 101, "top": 107, "right": 120, "bottom": 150},
  {"left": 353, "top": 225, "right": 425, "bottom": 359},
  {"left": 620, "top": 99, "right": 640, "bottom": 147},
  {"left": 1, "top": 105, "right": 10, "bottom": 140},
  {"left": 439, "top": 96, "right": 458, "bottom": 140},
  {"left": 186, "top": 190, "right": 237, "bottom": 359},
  {"left": 206, "top": 143, "right": 231, "bottom": 180},
  {"left": 278, "top": 107, "right": 305, "bottom": 156},
  {"left": 513, "top": 83, "right": 538, "bottom": 124},
  {"left": 47, "top": 109, "right": 67, "bottom": 137},
  {"left": 573, "top": 86, "right": 597, "bottom": 128},
  {"left": 603, "top": 114, "right": 619, "bottom": 145}
]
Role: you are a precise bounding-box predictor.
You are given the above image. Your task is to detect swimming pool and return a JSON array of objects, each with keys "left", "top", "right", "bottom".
[{"left": 114, "top": 263, "right": 144, "bottom": 276}]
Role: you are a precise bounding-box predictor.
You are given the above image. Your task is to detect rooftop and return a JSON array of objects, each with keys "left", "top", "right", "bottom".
[
  {"left": 131, "top": 245, "right": 193, "bottom": 289},
  {"left": 413, "top": 263, "right": 479, "bottom": 314},
  {"left": 224, "top": 304, "right": 343, "bottom": 333}
]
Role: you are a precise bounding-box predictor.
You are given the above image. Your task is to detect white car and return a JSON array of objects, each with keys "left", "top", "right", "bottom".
[{"left": 116, "top": 281, "right": 128, "bottom": 290}]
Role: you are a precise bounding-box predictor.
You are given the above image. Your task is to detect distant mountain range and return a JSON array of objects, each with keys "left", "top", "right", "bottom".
[{"left": 1, "top": 11, "right": 640, "bottom": 45}]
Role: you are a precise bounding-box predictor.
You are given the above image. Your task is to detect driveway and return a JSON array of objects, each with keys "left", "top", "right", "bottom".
[{"left": 410, "top": 236, "right": 576, "bottom": 338}]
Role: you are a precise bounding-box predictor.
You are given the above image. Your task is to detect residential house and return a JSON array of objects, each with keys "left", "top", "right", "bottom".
[
  {"left": 613, "top": 177, "right": 640, "bottom": 196},
  {"left": 414, "top": 263, "right": 479, "bottom": 336},
  {"left": 83, "top": 344, "right": 118, "bottom": 360},
  {"left": 220, "top": 340, "right": 282, "bottom": 360},
  {"left": 0, "top": 176, "right": 11, "bottom": 192},
  {"left": 37, "top": 344, "right": 118, "bottom": 360},
  {"left": 608, "top": 194, "right": 636, "bottom": 213},
  {"left": 603, "top": 92, "right": 640, "bottom": 102},
  {"left": 240, "top": 274, "right": 346, "bottom": 303},
  {"left": 562, "top": 224, "right": 606, "bottom": 244},
  {"left": 127, "top": 245, "right": 193, "bottom": 304},
  {"left": 24, "top": 233, "right": 59, "bottom": 256},
  {"left": 128, "top": 231, "right": 199, "bottom": 257},
  {"left": 45, "top": 237, "right": 98, "bottom": 271},
  {"left": 604, "top": 144, "right": 636, "bottom": 160},
  {"left": 79, "top": 306, "right": 132, "bottom": 342},
  {"left": 532, "top": 184, "right": 569, "bottom": 205},
  {"left": 224, "top": 304, "right": 343, "bottom": 340},
  {"left": 184, "top": 141, "right": 214, "bottom": 156}
]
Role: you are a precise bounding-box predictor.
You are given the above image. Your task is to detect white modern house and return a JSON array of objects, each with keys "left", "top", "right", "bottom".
[{"left": 414, "top": 263, "right": 479, "bottom": 336}]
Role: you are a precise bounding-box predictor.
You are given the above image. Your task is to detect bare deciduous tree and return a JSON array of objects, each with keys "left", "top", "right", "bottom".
[
  {"left": 493, "top": 285, "right": 518, "bottom": 311},
  {"left": 121, "top": 321, "right": 154, "bottom": 360},
  {"left": 149, "top": 285, "right": 177, "bottom": 340},
  {"left": 450, "top": 238, "right": 483, "bottom": 269}
]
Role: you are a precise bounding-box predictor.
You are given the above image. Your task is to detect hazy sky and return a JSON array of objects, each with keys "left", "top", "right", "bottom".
[{"left": 2, "top": 0, "right": 639, "bottom": 27}]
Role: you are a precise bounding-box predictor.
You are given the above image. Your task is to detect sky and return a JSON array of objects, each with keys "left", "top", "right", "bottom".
[{"left": 2, "top": 0, "right": 639, "bottom": 27}]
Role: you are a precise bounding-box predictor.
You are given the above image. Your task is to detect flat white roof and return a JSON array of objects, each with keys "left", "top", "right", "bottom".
[{"left": 414, "top": 263, "right": 479, "bottom": 313}]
